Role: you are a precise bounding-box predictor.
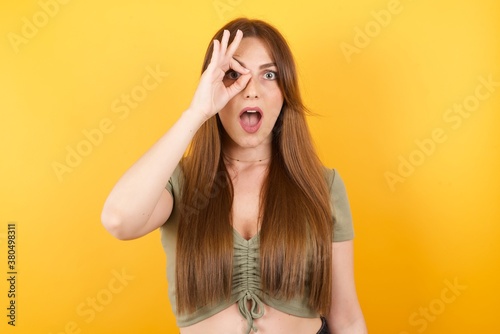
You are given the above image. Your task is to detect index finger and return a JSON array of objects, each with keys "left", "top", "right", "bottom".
[{"left": 229, "top": 58, "right": 249, "bottom": 75}]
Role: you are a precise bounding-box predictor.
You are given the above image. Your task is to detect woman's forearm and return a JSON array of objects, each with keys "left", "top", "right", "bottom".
[{"left": 101, "top": 108, "right": 205, "bottom": 239}]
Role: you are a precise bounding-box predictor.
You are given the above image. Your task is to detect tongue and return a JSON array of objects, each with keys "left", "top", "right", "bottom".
[{"left": 241, "top": 112, "right": 260, "bottom": 127}]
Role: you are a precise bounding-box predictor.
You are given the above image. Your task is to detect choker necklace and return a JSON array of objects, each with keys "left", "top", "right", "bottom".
[{"left": 223, "top": 155, "right": 271, "bottom": 163}]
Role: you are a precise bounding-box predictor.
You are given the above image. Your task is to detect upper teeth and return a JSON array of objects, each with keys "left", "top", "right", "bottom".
[{"left": 246, "top": 110, "right": 258, "bottom": 113}]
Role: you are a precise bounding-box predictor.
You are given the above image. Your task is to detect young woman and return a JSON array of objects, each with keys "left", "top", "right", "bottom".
[{"left": 101, "top": 18, "right": 367, "bottom": 334}]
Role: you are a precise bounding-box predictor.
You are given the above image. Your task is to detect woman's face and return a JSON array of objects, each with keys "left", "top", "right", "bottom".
[{"left": 218, "top": 37, "right": 284, "bottom": 151}]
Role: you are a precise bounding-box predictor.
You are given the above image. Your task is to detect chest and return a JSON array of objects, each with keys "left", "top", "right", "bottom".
[{"left": 230, "top": 168, "right": 266, "bottom": 240}]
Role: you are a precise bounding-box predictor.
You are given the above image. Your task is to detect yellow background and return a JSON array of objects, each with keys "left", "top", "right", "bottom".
[{"left": 1, "top": 0, "right": 499, "bottom": 333}]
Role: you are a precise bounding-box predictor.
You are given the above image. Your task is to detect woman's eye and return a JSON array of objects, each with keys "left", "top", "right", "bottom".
[
  {"left": 225, "top": 70, "right": 241, "bottom": 80},
  {"left": 264, "top": 71, "right": 277, "bottom": 80}
]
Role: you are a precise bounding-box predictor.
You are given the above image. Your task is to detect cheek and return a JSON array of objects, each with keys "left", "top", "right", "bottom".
[
  {"left": 219, "top": 97, "right": 237, "bottom": 116},
  {"left": 217, "top": 110, "right": 231, "bottom": 128},
  {"left": 218, "top": 101, "right": 240, "bottom": 132},
  {"left": 263, "top": 85, "right": 284, "bottom": 114}
]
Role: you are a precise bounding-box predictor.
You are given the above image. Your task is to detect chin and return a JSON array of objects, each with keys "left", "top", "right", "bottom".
[{"left": 228, "top": 133, "right": 271, "bottom": 149}]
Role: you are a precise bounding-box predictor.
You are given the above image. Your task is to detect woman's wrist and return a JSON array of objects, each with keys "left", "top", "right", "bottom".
[{"left": 181, "top": 107, "right": 211, "bottom": 130}]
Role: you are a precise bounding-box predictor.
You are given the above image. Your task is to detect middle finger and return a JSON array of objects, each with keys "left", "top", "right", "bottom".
[{"left": 225, "top": 29, "right": 244, "bottom": 58}]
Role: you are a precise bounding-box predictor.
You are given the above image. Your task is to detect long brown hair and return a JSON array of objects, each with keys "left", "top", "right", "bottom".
[{"left": 176, "top": 18, "right": 333, "bottom": 315}]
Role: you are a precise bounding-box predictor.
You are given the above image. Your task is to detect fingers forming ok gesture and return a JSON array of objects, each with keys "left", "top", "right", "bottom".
[{"left": 189, "top": 29, "right": 251, "bottom": 121}]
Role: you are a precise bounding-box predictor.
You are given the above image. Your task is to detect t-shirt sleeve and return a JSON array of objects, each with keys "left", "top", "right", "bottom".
[
  {"left": 165, "top": 174, "right": 174, "bottom": 196},
  {"left": 162, "top": 165, "right": 183, "bottom": 227},
  {"left": 165, "top": 164, "right": 182, "bottom": 197},
  {"left": 329, "top": 169, "right": 354, "bottom": 242}
]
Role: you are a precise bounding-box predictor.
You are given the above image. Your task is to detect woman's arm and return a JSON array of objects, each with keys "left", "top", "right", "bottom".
[
  {"left": 327, "top": 240, "right": 367, "bottom": 333},
  {"left": 100, "top": 110, "right": 204, "bottom": 240},
  {"left": 101, "top": 29, "right": 251, "bottom": 240}
]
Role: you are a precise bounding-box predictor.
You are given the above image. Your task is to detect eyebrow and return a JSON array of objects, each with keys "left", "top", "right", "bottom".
[{"left": 233, "top": 58, "right": 277, "bottom": 70}]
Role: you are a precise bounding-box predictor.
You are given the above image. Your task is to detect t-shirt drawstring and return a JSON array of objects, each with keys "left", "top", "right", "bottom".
[{"left": 238, "top": 290, "right": 264, "bottom": 333}]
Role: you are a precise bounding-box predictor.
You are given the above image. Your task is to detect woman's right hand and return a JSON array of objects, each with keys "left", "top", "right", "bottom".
[
  {"left": 188, "top": 29, "right": 252, "bottom": 121},
  {"left": 102, "top": 31, "right": 252, "bottom": 240}
]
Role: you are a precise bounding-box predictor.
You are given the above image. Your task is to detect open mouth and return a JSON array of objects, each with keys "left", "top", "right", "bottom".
[{"left": 239, "top": 107, "right": 263, "bottom": 133}]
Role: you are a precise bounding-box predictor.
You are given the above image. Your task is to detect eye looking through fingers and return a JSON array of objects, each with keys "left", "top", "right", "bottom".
[
  {"left": 225, "top": 70, "right": 241, "bottom": 80},
  {"left": 225, "top": 70, "right": 278, "bottom": 81}
]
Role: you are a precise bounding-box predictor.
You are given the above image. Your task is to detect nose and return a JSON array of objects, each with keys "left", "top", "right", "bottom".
[{"left": 243, "top": 76, "right": 259, "bottom": 99}]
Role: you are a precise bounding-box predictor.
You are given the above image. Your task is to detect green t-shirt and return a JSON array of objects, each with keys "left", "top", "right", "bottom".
[{"left": 160, "top": 165, "right": 354, "bottom": 332}]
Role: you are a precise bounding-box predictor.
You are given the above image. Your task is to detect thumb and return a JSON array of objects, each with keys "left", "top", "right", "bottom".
[{"left": 226, "top": 73, "right": 251, "bottom": 99}]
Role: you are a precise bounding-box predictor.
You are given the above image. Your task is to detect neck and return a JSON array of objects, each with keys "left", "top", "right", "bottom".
[
  {"left": 222, "top": 139, "right": 272, "bottom": 164},
  {"left": 223, "top": 155, "right": 271, "bottom": 163},
  {"left": 222, "top": 150, "right": 271, "bottom": 179}
]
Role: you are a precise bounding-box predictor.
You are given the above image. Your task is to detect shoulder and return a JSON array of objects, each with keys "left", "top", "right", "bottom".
[
  {"left": 165, "top": 163, "right": 185, "bottom": 196},
  {"left": 321, "top": 166, "right": 350, "bottom": 206},
  {"left": 322, "top": 166, "right": 355, "bottom": 242},
  {"left": 321, "top": 166, "right": 344, "bottom": 192}
]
